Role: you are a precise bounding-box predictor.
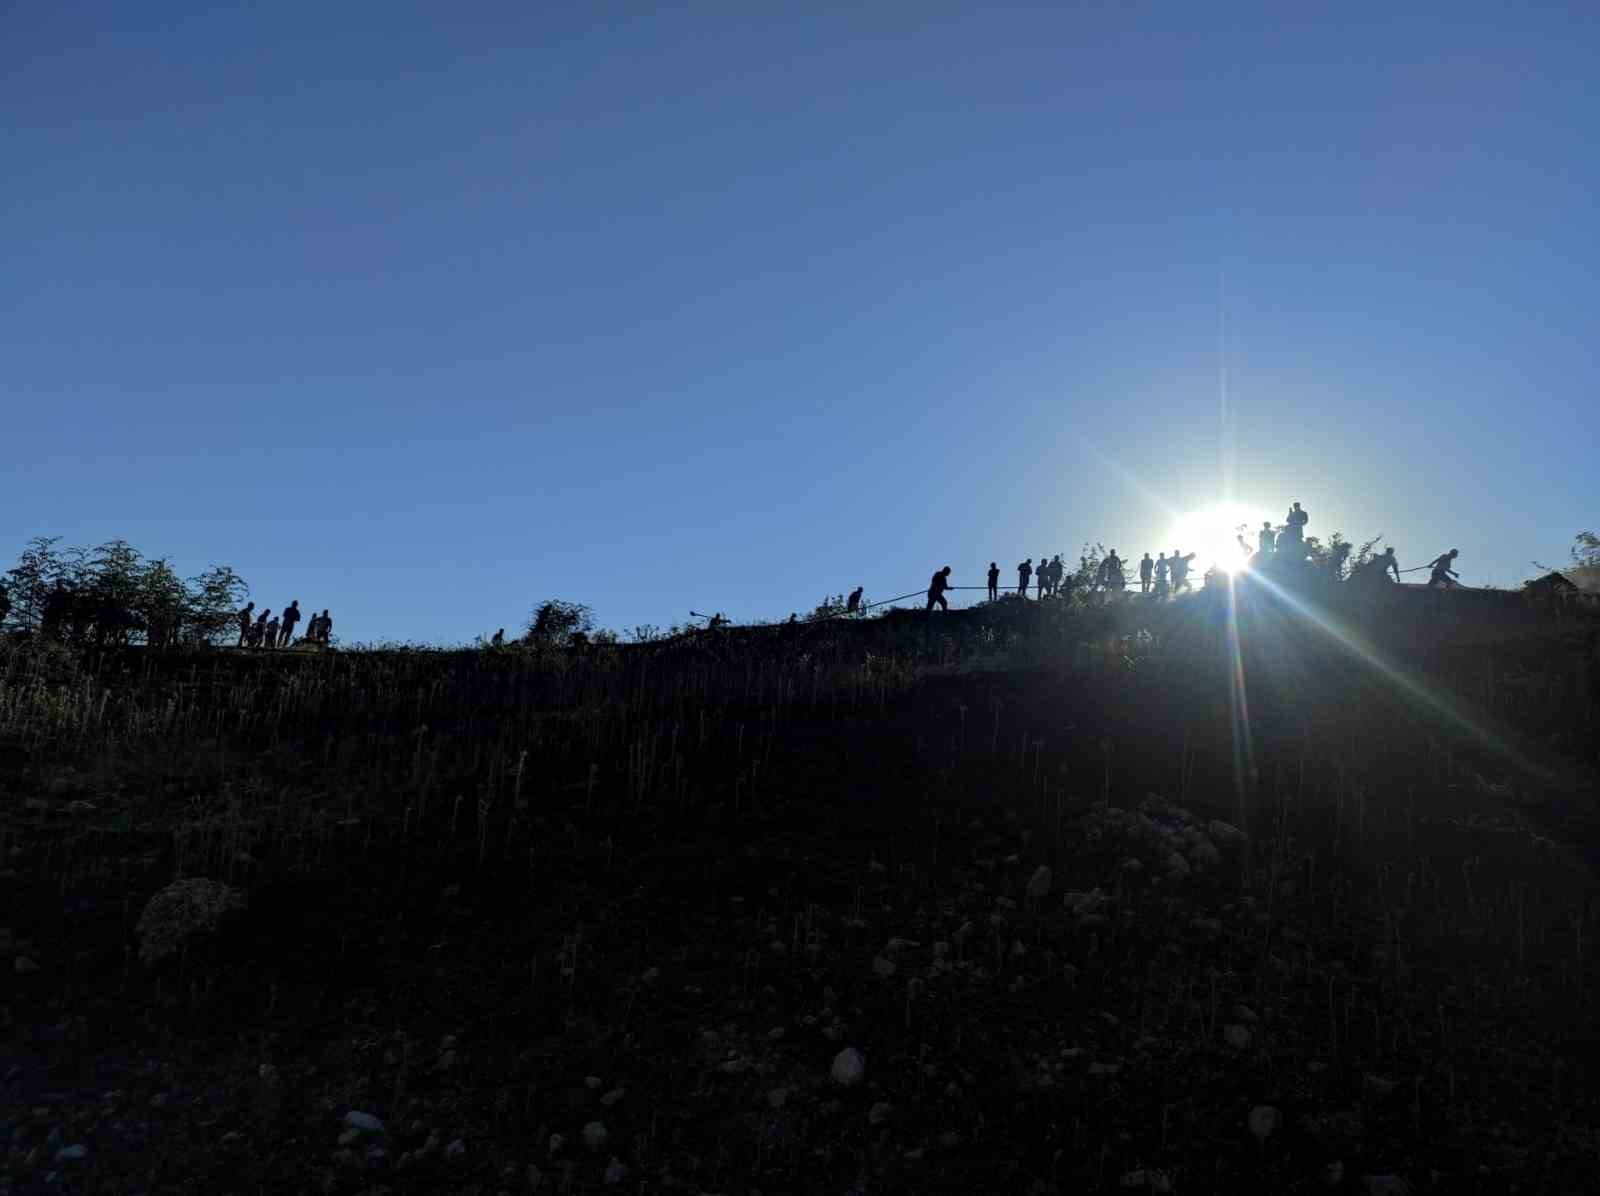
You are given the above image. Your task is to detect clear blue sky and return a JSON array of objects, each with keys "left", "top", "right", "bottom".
[{"left": 6, "top": 3, "right": 1596, "bottom": 642}]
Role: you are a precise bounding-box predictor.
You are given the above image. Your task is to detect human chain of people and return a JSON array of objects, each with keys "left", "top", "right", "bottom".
[{"left": 860, "top": 500, "right": 1464, "bottom": 619}]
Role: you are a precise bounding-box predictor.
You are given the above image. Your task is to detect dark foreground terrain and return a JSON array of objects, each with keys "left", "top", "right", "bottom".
[{"left": 3, "top": 581, "right": 1598, "bottom": 1195}]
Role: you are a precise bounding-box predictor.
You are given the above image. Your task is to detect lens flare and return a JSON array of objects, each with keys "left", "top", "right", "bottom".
[{"left": 1163, "top": 503, "right": 1270, "bottom": 577}]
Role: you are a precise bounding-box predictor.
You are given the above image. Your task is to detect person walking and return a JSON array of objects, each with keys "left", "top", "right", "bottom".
[
  {"left": 280, "top": 600, "right": 301, "bottom": 646},
  {"left": 1138, "top": 553, "right": 1153, "bottom": 594},
  {"left": 927, "top": 566, "right": 953, "bottom": 612},
  {"left": 1017, "top": 558, "right": 1032, "bottom": 597},
  {"left": 265, "top": 614, "right": 281, "bottom": 649},
  {"left": 251, "top": 609, "right": 271, "bottom": 648},
  {"left": 1426, "top": 549, "right": 1461, "bottom": 589},
  {"left": 318, "top": 610, "right": 333, "bottom": 642},
  {"left": 1170, "top": 550, "right": 1196, "bottom": 595},
  {"left": 236, "top": 602, "right": 255, "bottom": 648},
  {"left": 986, "top": 562, "right": 1000, "bottom": 603}
]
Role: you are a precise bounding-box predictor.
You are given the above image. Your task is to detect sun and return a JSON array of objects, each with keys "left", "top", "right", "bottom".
[{"left": 1162, "top": 502, "right": 1273, "bottom": 577}]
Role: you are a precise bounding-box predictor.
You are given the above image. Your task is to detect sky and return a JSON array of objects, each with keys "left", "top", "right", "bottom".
[{"left": 5, "top": 3, "right": 1597, "bottom": 642}]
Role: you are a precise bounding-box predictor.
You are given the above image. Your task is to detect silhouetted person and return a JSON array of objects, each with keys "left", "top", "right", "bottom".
[
  {"left": 1258, "top": 521, "right": 1276, "bottom": 556},
  {"left": 987, "top": 562, "right": 1000, "bottom": 602},
  {"left": 1283, "top": 502, "right": 1308, "bottom": 545},
  {"left": 491, "top": 628, "right": 505, "bottom": 646},
  {"left": 847, "top": 586, "right": 863, "bottom": 614},
  {"left": 1017, "top": 559, "right": 1032, "bottom": 597},
  {"left": 280, "top": 600, "right": 300, "bottom": 645},
  {"left": 1037, "top": 551, "right": 1050, "bottom": 599},
  {"left": 1356, "top": 547, "right": 1400, "bottom": 584},
  {"left": 236, "top": 602, "right": 255, "bottom": 648},
  {"left": 265, "top": 615, "right": 281, "bottom": 649},
  {"left": 251, "top": 609, "right": 271, "bottom": 648},
  {"left": 1051, "top": 555, "right": 1065, "bottom": 596},
  {"left": 1427, "top": 549, "right": 1461, "bottom": 589},
  {"left": 927, "top": 566, "right": 953, "bottom": 612},
  {"left": 1108, "top": 551, "right": 1125, "bottom": 591},
  {"left": 1139, "top": 553, "right": 1153, "bottom": 593},
  {"left": 1170, "top": 550, "right": 1195, "bottom": 594},
  {"left": 320, "top": 610, "right": 333, "bottom": 642}
]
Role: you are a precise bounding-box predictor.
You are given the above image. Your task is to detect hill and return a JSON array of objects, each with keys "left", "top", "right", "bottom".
[{"left": 2, "top": 581, "right": 1597, "bottom": 1193}]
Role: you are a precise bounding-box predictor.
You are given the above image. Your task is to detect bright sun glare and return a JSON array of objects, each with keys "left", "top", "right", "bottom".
[{"left": 1163, "top": 503, "right": 1271, "bottom": 577}]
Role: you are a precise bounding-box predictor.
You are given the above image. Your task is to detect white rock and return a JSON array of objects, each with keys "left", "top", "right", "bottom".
[
  {"left": 1247, "top": 1105, "right": 1281, "bottom": 1141},
  {"left": 1025, "top": 866, "right": 1052, "bottom": 899},
  {"left": 831, "top": 1047, "right": 866, "bottom": 1087},
  {"left": 1208, "top": 819, "right": 1246, "bottom": 846},
  {"left": 585, "top": 1075, "right": 603, "bottom": 1089},
  {"left": 446, "top": 1138, "right": 466, "bottom": 1156},
  {"left": 338, "top": 1128, "right": 361, "bottom": 1147},
  {"left": 55, "top": 1144, "right": 88, "bottom": 1163},
  {"left": 867, "top": 1101, "right": 892, "bottom": 1125},
  {"left": 343, "top": 1111, "right": 384, "bottom": 1134},
  {"left": 581, "top": 1121, "right": 608, "bottom": 1152},
  {"left": 600, "top": 1087, "right": 626, "bottom": 1109},
  {"left": 1361, "top": 1175, "right": 1413, "bottom": 1195}
]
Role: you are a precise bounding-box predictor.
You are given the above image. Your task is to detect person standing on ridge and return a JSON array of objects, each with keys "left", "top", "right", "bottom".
[
  {"left": 987, "top": 562, "right": 1000, "bottom": 602},
  {"left": 1281, "top": 502, "right": 1308, "bottom": 549},
  {"left": 251, "top": 608, "right": 271, "bottom": 648},
  {"left": 236, "top": 602, "right": 255, "bottom": 648},
  {"left": 280, "top": 600, "right": 301, "bottom": 646},
  {"left": 265, "top": 613, "right": 281, "bottom": 649},
  {"left": 847, "top": 586, "right": 863, "bottom": 614},
  {"left": 1037, "top": 552, "right": 1050, "bottom": 600},
  {"left": 316, "top": 609, "right": 333, "bottom": 643},
  {"left": 1017, "top": 558, "right": 1032, "bottom": 597},
  {"left": 1258, "top": 521, "right": 1277, "bottom": 556},
  {"left": 1139, "top": 553, "right": 1154, "bottom": 594},
  {"left": 1426, "top": 549, "right": 1461, "bottom": 589},
  {"left": 927, "top": 566, "right": 953, "bottom": 612}
]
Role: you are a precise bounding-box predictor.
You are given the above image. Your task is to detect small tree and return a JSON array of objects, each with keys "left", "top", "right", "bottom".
[
  {"left": 1563, "top": 531, "right": 1600, "bottom": 591},
  {"left": 810, "top": 593, "right": 847, "bottom": 620},
  {"left": 185, "top": 565, "right": 250, "bottom": 646},
  {"left": 524, "top": 599, "right": 594, "bottom": 647},
  {"left": 2, "top": 536, "right": 69, "bottom": 631}
]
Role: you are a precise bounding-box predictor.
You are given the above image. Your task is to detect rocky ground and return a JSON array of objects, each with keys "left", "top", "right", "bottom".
[{"left": 3, "top": 642, "right": 1599, "bottom": 1194}]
